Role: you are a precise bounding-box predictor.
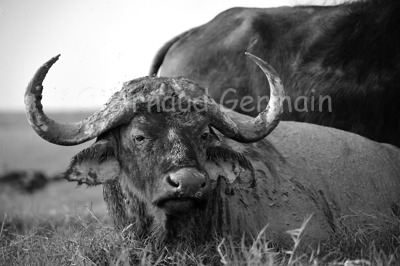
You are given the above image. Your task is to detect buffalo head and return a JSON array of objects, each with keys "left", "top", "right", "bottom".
[{"left": 25, "top": 53, "right": 284, "bottom": 238}]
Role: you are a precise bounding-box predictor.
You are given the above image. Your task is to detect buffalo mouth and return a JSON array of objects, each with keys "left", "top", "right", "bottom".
[{"left": 153, "top": 195, "right": 208, "bottom": 215}]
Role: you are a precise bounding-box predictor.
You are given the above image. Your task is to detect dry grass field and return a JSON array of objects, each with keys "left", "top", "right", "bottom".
[{"left": 0, "top": 112, "right": 399, "bottom": 265}]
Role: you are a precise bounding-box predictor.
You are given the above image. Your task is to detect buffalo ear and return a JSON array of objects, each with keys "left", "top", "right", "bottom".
[
  {"left": 65, "top": 140, "right": 120, "bottom": 185},
  {"left": 205, "top": 145, "right": 255, "bottom": 186}
]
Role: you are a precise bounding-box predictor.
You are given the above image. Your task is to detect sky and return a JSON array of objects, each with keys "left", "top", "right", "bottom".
[{"left": 0, "top": 0, "right": 342, "bottom": 111}]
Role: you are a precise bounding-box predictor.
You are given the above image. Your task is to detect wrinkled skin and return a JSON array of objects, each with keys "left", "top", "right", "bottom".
[
  {"left": 71, "top": 109, "right": 263, "bottom": 241},
  {"left": 117, "top": 113, "right": 210, "bottom": 231}
]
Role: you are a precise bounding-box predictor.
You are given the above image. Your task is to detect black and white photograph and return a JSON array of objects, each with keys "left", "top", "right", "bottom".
[{"left": 0, "top": 0, "right": 399, "bottom": 265}]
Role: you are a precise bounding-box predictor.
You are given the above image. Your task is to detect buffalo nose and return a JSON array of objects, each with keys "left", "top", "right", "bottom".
[{"left": 165, "top": 168, "right": 207, "bottom": 193}]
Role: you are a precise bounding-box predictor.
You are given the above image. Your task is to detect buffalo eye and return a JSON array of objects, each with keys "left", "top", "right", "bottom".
[
  {"left": 201, "top": 131, "right": 210, "bottom": 141},
  {"left": 133, "top": 135, "right": 146, "bottom": 144}
]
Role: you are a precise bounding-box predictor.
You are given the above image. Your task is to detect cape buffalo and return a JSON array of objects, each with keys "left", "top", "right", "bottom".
[
  {"left": 25, "top": 54, "right": 400, "bottom": 246},
  {"left": 0, "top": 170, "right": 47, "bottom": 193},
  {"left": 150, "top": 0, "right": 400, "bottom": 147}
]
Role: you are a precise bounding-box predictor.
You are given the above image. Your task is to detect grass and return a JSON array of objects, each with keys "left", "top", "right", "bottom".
[
  {"left": 1, "top": 206, "right": 399, "bottom": 266},
  {"left": 0, "top": 185, "right": 399, "bottom": 265}
]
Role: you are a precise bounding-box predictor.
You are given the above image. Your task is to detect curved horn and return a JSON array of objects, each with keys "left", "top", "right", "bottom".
[
  {"left": 25, "top": 55, "right": 132, "bottom": 146},
  {"left": 25, "top": 53, "right": 283, "bottom": 146},
  {"left": 208, "top": 52, "right": 285, "bottom": 143}
]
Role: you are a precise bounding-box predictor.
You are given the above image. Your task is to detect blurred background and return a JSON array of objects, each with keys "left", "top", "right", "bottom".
[{"left": 0, "top": 0, "right": 344, "bottom": 224}]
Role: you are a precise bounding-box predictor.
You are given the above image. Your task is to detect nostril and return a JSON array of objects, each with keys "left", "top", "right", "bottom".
[
  {"left": 201, "top": 180, "right": 206, "bottom": 188},
  {"left": 166, "top": 175, "right": 179, "bottom": 188}
]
